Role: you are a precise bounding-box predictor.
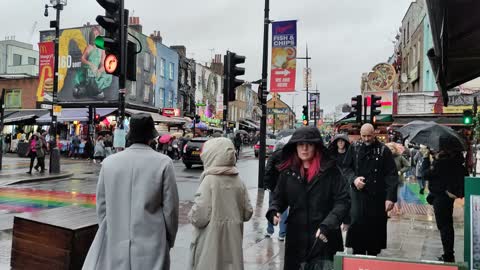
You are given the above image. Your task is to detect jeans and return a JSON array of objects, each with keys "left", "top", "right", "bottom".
[{"left": 267, "top": 191, "right": 288, "bottom": 237}]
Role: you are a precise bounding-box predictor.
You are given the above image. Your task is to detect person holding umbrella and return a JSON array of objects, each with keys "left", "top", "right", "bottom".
[
  {"left": 266, "top": 127, "right": 350, "bottom": 269},
  {"left": 424, "top": 137, "right": 467, "bottom": 263}
]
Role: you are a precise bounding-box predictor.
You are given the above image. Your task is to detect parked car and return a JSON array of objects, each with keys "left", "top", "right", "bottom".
[
  {"left": 254, "top": 139, "right": 277, "bottom": 158},
  {"left": 182, "top": 137, "right": 210, "bottom": 169}
]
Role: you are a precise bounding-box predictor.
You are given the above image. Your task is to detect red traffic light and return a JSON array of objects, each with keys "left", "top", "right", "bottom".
[{"left": 104, "top": 54, "right": 119, "bottom": 74}]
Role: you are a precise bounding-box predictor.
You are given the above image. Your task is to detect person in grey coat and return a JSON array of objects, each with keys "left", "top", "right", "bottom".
[{"left": 82, "top": 113, "right": 179, "bottom": 270}]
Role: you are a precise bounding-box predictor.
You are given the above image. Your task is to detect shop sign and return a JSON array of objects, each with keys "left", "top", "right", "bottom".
[
  {"left": 162, "top": 108, "right": 180, "bottom": 117},
  {"left": 53, "top": 105, "right": 62, "bottom": 116}
]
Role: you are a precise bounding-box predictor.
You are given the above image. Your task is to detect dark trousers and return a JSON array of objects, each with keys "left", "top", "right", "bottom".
[
  {"left": 432, "top": 193, "right": 455, "bottom": 258},
  {"left": 36, "top": 157, "right": 45, "bottom": 172},
  {"left": 28, "top": 152, "right": 37, "bottom": 172}
]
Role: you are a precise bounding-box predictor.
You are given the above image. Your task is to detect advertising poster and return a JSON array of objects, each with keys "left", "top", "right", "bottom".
[
  {"left": 37, "top": 41, "right": 55, "bottom": 102},
  {"left": 270, "top": 20, "right": 297, "bottom": 92},
  {"left": 39, "top": 26, "right": 118, "bottom": 103},
  {"left": 364, "top": 90, "right": 394, "bottom": 115}
]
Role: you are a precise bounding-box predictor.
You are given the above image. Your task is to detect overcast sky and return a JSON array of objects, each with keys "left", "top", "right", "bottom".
[{"left": 0, "top": 0, "right": 412, "bottom": 114}]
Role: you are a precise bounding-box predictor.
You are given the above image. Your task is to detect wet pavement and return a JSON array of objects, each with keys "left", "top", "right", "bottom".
[{"left": 0, "top": 149, "right": 467, "bottom": 269}]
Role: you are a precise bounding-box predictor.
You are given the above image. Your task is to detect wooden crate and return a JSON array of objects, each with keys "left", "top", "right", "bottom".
[{"left": 11, "top": 206, "right": 98, "bottom": 270}]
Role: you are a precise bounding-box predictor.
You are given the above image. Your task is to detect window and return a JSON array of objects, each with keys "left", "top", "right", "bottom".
[
  {"left": 159, "top": 88, "right": 165, "bottom": 107},
  {"left": 13, "top": 54, "right": 22, "bottom": 66},
  {"left": 28, "top": 57, "right": 36, "bottom": 65},
  {"left": 180, "top": 70, "right": 186, "bottom": 84},
  {"left": 407, "top": 22, "right": 410, "bottom": 41},
  {"left": 143, "top": 84, "right": 150, "bottom": 103},
  {"left": 412, "top": 45, "right": 416, "bottom": 64},
  {"left": 5, "top": 89, "right": 21, "bottom": 108},
  {"left": 160, "top": 58, "right": 166, "bottom": 77},
  {"left": 129, "top": 81, "right": 137, "bottom": 98},
  {"left": 169, "top": 63, "right": 174, "bottom": 80},
  {"left": 144, "top": 53, "right": 151, "bottom": 71}
]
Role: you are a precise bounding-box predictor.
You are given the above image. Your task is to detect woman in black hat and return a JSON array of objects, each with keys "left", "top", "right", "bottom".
[{"left": 266, "top": 126, "right": 350, "bottom": 270}]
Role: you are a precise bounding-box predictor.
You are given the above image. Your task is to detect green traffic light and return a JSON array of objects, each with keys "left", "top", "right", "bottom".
[
  {"left": 464, "top": 117, "right": 472, "bottom": 125},
  {"left": 302, "top": 115, "right": 306, "bottom": 120},
  {"left": 95, "top": 36, "right": 105, "bottom": 50}
]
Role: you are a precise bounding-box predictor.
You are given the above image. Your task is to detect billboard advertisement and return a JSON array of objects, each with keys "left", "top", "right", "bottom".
[
  {"left": 364, "top": 90, "right": 394, "bottom": 115},
  {"left": 270, "top": 20, "right": 297, "bottom": 92},
  {"left": 39, "top": 26, "right": 118, "bottom": 103},
  {"left": 38, "top": 26, "right": 168, "bottom": 108}
]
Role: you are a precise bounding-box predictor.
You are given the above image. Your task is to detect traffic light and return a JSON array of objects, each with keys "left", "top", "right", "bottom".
[
  {"left": 224, "top": 51, "right": 246, "bottom": 102},
  {"left": 370, "top": 95, "right": 382, "bottom": 124},
  {"left": 351, "top": 95, "right": 362, "bottom": 123},
  {"left": 94, "top": 113, "right": 101, "bottom": 124},
  {"left": 463, "top": 109, "right": 473, "bottom": 125},
  {"left": 302, "top": 105, "right": 308, "bottom": 125},
  {"left": 95, "top": 0, "right": 125, "bottom": 77}
]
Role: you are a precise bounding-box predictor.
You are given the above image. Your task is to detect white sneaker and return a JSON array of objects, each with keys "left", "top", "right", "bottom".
[
  {"left": 278, "top": 236, "right": 285, "bottom": 241},
  {"left": 265, "top": 231, "right": 273, "bottom": 238}
]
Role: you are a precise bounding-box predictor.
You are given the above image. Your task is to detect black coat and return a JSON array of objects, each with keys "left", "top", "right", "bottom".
[
  {"left": 341, "top": 139, "right": 398, "bottom": 253},
  {"left": 266, "top": 158, "right": 350, "bottom": 269},
  {"left": 425, "top": 153, "right": 467, "bottom": 198},
  {"left": 264, "top": 149, "right": 283, "bottom": 190}
]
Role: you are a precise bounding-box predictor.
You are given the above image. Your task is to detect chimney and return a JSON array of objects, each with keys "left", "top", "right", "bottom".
[
  {"left": 170, "top": 45, "right": 186, "bottom": 57},
  {"left": 150, "top": 30, "right": 163, "bottom": 43},
  {"left": 210, "top": 54, "right": 224, "bottom": 75},
  {"left": 129, "top": 16, "right": 142, "bottom": 33}
]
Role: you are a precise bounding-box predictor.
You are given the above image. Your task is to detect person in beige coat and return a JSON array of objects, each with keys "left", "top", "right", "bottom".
[{"left": 188, "top": 137, "right": 253, "bottom": 270}]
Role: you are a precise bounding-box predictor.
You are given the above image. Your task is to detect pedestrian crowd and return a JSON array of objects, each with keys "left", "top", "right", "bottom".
[{"left": 81, "top": 116, "right": 466, "bottom": 270}]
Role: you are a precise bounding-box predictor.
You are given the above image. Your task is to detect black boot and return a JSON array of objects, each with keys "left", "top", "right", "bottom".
[{"left": 438, "top": 254, "right": 455, "bottom": 262}]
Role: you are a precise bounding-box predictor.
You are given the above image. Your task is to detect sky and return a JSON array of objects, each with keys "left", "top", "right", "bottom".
[{"left": 0, "top": 0, "right": 413, "bottom": 115}]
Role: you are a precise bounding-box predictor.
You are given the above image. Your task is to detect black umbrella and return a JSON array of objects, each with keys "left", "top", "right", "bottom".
[
  {"left": 398, "top": 121, "right": 437, "bottom": 140},
  {"left": 399, "top": 121, "right": 466, "bottom": 151}
]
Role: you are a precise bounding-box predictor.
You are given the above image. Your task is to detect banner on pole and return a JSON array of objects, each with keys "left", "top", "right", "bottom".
[
  {"left": 270, "top": 20, "right": 297, "bottom": 92},
  {"left": 37, "top": 41, "right": 55, "bottom": 102}
]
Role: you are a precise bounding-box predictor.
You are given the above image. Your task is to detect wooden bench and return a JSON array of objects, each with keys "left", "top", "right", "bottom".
[{"left": 11, "top": 206, "right": 98, "bottom": 270}]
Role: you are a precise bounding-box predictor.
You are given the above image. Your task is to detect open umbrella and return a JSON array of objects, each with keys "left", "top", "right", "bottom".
[
  {"left": 399, "top": 121, "right": 466, "bottom": 151},
  {"left": 235, "top": 130, "right": 248, "bottom": 135},
  {"left": 159, "top": 134, "right": 172, "bottom": 144}
]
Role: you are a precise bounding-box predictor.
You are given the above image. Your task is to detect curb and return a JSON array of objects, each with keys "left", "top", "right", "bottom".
[{"left": 4, "top": 172, "right": 74, "bottom": 186}]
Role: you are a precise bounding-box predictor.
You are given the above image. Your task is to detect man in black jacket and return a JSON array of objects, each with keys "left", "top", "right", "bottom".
[
  {"left": 264, "top": 141, "right": 288, "bottom": 241},
  {"left": 342, "top": 124, "right": 398, "bottom": 256}
]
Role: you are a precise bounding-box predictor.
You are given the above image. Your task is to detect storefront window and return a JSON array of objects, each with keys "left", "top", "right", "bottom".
[{"left": 5, "top": 89, "right": 21, "bottom": 108}]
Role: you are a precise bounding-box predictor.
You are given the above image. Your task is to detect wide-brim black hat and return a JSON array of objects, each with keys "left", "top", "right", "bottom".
[{"left": 127, "top": 113, "right": 159, "bottom": 143}]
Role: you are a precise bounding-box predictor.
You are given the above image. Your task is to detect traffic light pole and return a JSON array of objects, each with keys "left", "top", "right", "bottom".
[
  {"left": 118, "top": 8, "right": 128, "bottom": 131},
  {"left": 297, "top": 45, "right": 311, "bottom": 125},
  {"left": 223, "top": 53, "right": 230, "bottom": 136},
  {"left": 258, "top": 0, "right": 270, "bottom": 189},
  {"left": 363, "top": 96, "right": 368, "bottom": 124},
  {"left": 49, "top": 3, "right": 62, "bottom": 174}
]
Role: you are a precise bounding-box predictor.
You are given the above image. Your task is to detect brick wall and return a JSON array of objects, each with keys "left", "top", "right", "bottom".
[{"left": 0, "top": 77, "right": 39, "bottom": 109}]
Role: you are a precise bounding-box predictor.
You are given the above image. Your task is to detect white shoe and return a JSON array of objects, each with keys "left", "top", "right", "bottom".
[
  {"left": 278, "top": 236, "right": 285, "bottom": 241},
  {"left": 265, "top": 231, "right": 273, "bottom": 238}
]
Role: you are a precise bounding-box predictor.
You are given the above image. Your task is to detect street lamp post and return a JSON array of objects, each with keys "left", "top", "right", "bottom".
[{"left": 44, "top": 0, "right": 66, "bottom": 174}]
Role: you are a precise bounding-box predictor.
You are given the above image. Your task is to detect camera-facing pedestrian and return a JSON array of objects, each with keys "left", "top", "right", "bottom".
[
  {"left": 83, "top": 113, "right": 179, "bottom": 270},
  {"left": 342, "top": 123, "right": 398, "bottom": 256},
  {"left": 188, "top": 137, "right": 253, "bottom": 270},
  {"left": 266, "top": 126, "right": 350, "bottom": 269}
]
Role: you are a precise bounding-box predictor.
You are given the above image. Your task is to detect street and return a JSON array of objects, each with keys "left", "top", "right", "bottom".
[{"left": 0, "top": 147, "right": 466, "bottom": 269}]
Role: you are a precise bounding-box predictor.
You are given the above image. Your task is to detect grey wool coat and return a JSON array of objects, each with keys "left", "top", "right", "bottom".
[
  {"left": 188, "top": 138, "right": 253, "bottom": 270},
  {"left": 82, "top": 144, "right": 179, "bottom": 270}
]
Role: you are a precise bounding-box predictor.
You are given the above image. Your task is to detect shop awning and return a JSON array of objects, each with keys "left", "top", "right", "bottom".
[
  {"left": 391, "top": 115, "right": 464, "bottom": 127},
  {"left": 426, "top": 0, "right": 480, "bottom": 106},
  {"left": 4, "top": 109, "right": 49, "bottom": 124},
  {"left": 125, "top": 109, "right": 184, "bottom": 124},
  {"left": 36, "top": 107, "right": 117, "bottom": 123}
]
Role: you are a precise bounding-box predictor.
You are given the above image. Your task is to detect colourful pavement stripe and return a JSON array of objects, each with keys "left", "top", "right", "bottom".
[{"left": 0, "top": 187, "right": 96, "bottom": 213}]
